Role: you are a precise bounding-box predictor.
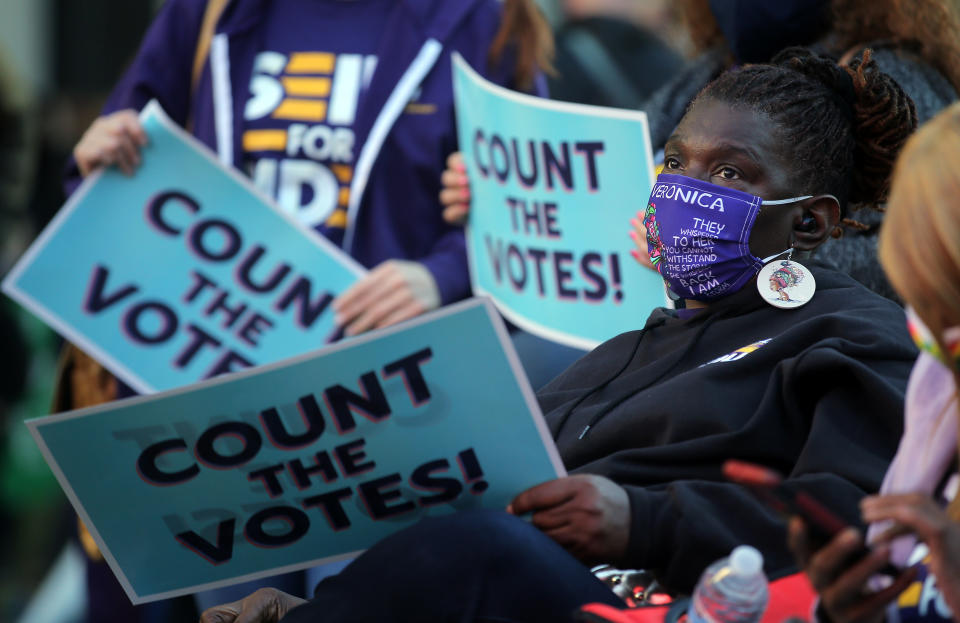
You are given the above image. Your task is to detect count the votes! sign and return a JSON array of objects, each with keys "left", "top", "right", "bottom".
[
  {"left": 453, "top": 54, "right": 667, "bottom": 350},
  {"left": 28, "top": 298, "right": 565, "bottom": 604},
  {"left": 2, "top": 101, "right": 365, "bottom": 393}
]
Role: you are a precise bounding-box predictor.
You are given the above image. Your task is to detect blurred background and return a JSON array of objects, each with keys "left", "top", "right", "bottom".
[
  {"left": 0, "top": 3, "right": 164, "bottom": 623},
  {"left": 0, "top": 1, "right": 687, "bottom": 621}
]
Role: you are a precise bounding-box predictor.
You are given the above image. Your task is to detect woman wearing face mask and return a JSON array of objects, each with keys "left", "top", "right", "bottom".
[
  {"left": 788, "top": 102, "right": 960, "bottom": 623},
  {"left": 645, "top": 0, "right": 960, "bottom": 303},
  {"left": 200, "top": 49, "right": 918, "bottom": 623},
  {"left": 444, "top": 0, "right": 960, "bottom": 302}
]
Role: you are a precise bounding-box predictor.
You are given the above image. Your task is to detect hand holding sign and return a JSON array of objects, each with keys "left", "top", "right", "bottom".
[
  {"left": 199, "top": 587, "right": 306, "bottom": 623},
  {"left": 630, "top": 211, "right": 654, "bottom": 270},
  {"left": 509, "top": 474, "right": 630, "bottom": 565},
  {"left": 74, "top": 109, "right": 148, "bottom": 177},
  {"left": 440, "top": 152, "right": 471, "bottom": 225},
  {"left": 333, "top": 260, "right": 441, "bottom": 336}
]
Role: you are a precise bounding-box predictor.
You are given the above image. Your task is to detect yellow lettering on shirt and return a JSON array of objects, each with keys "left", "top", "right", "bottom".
[
  {"left": 273, "top": 99, "right": 328, "bottom": 121},
  {"left": 282, "top": 77, "right": 332, "bottom": 97},
  {"left": 286, "top": 52, "right": 335, "bottom": 74},
  {"left": 331, "top": 164, "right": 353, "bottom": 183},
  {"left": 242, "top": 129, "right": 288, "bottom": 151},
  {"left": 326, "top": 210, "right": 348, "bottom": 228},
  {"left": 404, "top": 102, "right": 438, "bottom": 115},
  {"left": 899, "top": 581, "right": 923, "bottom": 608}
]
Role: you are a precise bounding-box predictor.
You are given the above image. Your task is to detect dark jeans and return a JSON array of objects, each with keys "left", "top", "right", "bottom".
[{"left": 284, "top": 510, "right": 622, "bottom": 623}]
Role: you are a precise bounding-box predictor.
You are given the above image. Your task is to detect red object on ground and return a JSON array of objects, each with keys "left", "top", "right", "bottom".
[
  {"left": 579, "top": 572, "right": 817, "bottom": 623},
  {"left": 760, "top": 572, "right": 817, "bottom": 623}
]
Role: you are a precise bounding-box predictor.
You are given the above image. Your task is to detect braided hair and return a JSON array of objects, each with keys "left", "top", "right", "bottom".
[{"left": 692, "top": 47, "right": 917, "bottom": 225}]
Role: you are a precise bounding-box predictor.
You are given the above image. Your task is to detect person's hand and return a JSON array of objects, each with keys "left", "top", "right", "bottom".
[
  {"left": 629, "top": 212, "right": 655, "bottom": 270},
  {"left": 862, "top": 493, "right": 960, "bottom": 617},
  {"left": 333, "top": 260, "right": 441, "bottom": 336},
  {"left": 73, "top": 109, "right": 148, "bottom": 177},
  {"left": 508, "top": 474, "right": 631, "bottom": 565},
  {"left": 787, "top": 518, "right": 918, "bottom": 623},
  {"left": 199, "top": 587, "right": 307, "bottom": 623},
  {"left": 439, "top": 152, "right": 470, "bottom": 225}
]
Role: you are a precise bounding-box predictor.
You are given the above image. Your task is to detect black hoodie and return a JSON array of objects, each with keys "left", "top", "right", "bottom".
[{"left": 537, "top": 263, "right": 917, "bottom": 592}]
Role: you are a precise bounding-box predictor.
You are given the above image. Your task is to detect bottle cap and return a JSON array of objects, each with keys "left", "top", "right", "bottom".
[{"left": 730, "top": 545, "right": 763, "bottom": 576}]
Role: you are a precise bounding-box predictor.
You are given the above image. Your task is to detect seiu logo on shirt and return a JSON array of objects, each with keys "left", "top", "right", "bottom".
[
  {"left": 243, "top": 51, "right": 378, "bottom": 230},
  {"left": 700, "top": 339, "right": 772, "bottom": 367}
]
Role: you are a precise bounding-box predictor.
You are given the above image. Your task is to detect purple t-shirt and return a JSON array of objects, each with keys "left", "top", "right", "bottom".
[{"left": 242, "top": 0, "right": 390, "bottom": 245}]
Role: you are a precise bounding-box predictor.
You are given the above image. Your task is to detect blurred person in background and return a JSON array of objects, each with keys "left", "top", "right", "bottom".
[
  {"left": 61, "top": 0, "right": 552, "bottom": 619},
  {"left": 789, "top": 99, "right": 960, "bottom": 623},
  {"left": 0, "top": 40, "right": 79, "bottom": 622},
  {"left": 646, "top": 0, "right": 960, "bottom": 149},
  {"left": 0, "top": 47, "right": 31, "bottom": 420},
  {"left": 547, "top": 0, "right": 684, "bottom": 109},
  {"left": 68, "top": 0, "right": 552, "bottom": 338}
]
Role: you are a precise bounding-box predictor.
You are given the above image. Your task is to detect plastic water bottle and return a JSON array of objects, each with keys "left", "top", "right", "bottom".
[{"left": 687, "top": 545, "right": 770, "bottom": 623}]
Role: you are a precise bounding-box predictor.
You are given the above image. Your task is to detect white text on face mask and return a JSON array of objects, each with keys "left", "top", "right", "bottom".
[{"left": 652, "top": 183, "right": 726, "bottom": 212}]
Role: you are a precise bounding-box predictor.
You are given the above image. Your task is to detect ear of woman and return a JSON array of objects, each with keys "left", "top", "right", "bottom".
[{"left": 792, "top": 195, "right": 841, "bottom": 251}]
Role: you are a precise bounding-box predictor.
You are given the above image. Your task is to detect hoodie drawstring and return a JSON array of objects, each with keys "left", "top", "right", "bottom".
[{"left": 575, "top": 309, "right": 732, "bottom": 440}]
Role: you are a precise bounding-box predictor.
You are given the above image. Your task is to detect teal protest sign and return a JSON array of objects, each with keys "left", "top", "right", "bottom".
[
  {"left": 453, "top": 54, "right": 666, "bottom": 349},
  {"left": 2, "top": 101, "right": 365, "bottom": 393},
  {"left": 28, "top": 298, "right": 564, "bottom": 603}
]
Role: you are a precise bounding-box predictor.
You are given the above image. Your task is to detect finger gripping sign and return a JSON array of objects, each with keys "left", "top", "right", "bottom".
[
  {"left": 28, "top": 298, "right": 564, "bottom": 603},
  {"left": 453, "top": 54, "right": 666, "bottom": 349},
  {"left": 2, "top": 101, "right": 365, "bottom": 393}
]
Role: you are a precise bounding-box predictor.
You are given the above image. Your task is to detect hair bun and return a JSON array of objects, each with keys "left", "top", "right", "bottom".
[
  {"left": 770, "top": 47, "right": 858, "bottom": 127},
  {"left": 844, "top": 49, "right": 918, "bottom": 204},
  {"left": 697, "top": 47, "right": 917, "bottom": 214},
  {"left": 833, "top": 63, "right": 858, "bottom": 119},
  {"left": 771, "top": 46, "right": 917, "bottom": 205}
]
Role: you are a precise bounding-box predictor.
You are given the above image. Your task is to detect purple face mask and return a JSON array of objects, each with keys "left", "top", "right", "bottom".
[{"left": 642, "top": 173, "right": 811, "bottom": 301}]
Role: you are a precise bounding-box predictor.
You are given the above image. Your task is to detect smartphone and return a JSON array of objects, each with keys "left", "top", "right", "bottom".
[{"left": 723, "top": 459, "right": 900, "bottom": 576}]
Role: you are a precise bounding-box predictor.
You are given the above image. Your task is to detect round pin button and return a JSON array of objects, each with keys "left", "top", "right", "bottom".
[{"left": 757, "top": 259, "right": 816, "bottom": 309}]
